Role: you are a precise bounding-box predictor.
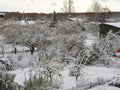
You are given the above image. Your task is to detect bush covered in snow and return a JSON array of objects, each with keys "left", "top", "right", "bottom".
[{"left": 0, "top": 73, "right": 15, "bottom": 90}]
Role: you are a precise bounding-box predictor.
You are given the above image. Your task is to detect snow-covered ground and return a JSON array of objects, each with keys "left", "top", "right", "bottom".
[
  {"left": 17, "top": 20, "right": 35, "bottom": 26},
  {"left": 88, "top": 85, "right": 120, "bottom": 90},
  {"left": 60, "top": 66, "right": 76, "bottom": 90},
  {"left": 9, "top": 68, "right": 30, "bottom": 86},
  {"left": 75, "top": 66, "right": 120, "bottom": 90},
  {"left": 3, "top": 20, "right": 35, "bottom": 26},
  {"left": 8, "top": 65, "right": 120, "bottom": 90},
  {"left": 1, "top": 18, "right": 120, "bottom": 90},
  {"left": 9, "top": 67, "right": 45, "bottom": 86},
  {"left": 85, "top": 33, "right": 99, "bottom": 47},
  {"left": 0, "top": 44, "right": 29, "bottom": 53},
  {"left": 81, "top": 66, "right": 120, "bottom": 83}
]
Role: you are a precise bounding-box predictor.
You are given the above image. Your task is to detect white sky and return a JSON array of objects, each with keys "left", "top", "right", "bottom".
[{"left": 0, "top": 0, "right": 120, "bottom": 13}]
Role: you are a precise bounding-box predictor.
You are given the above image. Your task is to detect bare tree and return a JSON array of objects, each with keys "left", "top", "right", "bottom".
[
  {"left": 87, "top": 1, "right": 110, "bottom": 12},
  {"left": 102, "top": 6, "right": 110, "bottom": 12},
  {"left": 87, "top": 1, "right": 110, "bottom": 22},
  {"left": 61, "top": 0, "right": 75, "bottom": 13}
]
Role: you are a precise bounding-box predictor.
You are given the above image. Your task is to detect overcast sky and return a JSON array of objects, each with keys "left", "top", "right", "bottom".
[{"left": 0, "top": 0, "right": 120, "bottom": 13}]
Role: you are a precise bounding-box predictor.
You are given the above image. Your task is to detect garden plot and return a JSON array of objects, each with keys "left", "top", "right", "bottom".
[
  {"left": 0, "top": 51, "right": 40, "bottom": 69},
  {"left": 54, "top": 65, "right": 120, "bottom": 90},
  {"left": 8, "top": 67, "right": 45, "bottom": 86},
  {"left": 87, "top": 85, "right": 120, "bottom": 90},
  {"left": 76, "top": 66, "right": 120, "bottom": 90},
  {"left": 60, "top": 66, "right": 76, "bottom": 90}
]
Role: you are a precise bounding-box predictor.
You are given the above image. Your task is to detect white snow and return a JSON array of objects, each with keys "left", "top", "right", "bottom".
[
  {"left": 60, "top": 65, "right": 120, "bottom": 90},
  {"left": 0, "top": 12, "right": 5, "bottom": 15},
  {"left": 8, "top": 63, "right": 120, "bottom": 89},
  {"left": 85, "top": 33, "right": 99, "bottom": 46},
  {"left": 85, "top": 40, "right": 93, "bottom": 46},
  {"left": 105, "top": 22, "right": 120, "bottom": 28},
  {"left": 17, "top": 20, "right": 35, "bottom": 26},
  {"left": 1, "top": 17, "right": 120, "bottom": 90},
  {"left": 81, "top": 66, "right": 120, "bottom": 84},
  {"left": 0, "top": 44, "right": 29, "bottom": 53},
  {"left": 87, "top": 85, "right": 120, "bottom": 90},
  {"left": 8, "top": 68, "right": 45, "bottom": 86},
  {"left": 60, "top": 66, "right": 76, "bottom": 90},
  {"left": 68, "top": 17, "right": 82, "bottom": 21},
  {"left": 9, "top": 68, "right": 30, "bottom": 86}
]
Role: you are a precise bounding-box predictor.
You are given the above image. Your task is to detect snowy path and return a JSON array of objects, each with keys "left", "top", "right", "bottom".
[
  {"left": 76, "top": 66, "right": 120, "bottom": 90},
  {"left": 60, "top": 65, "right": 120, "bottom": 90},
  {"left": 60, "top": 66, "right": 76, "bottom": 90}
]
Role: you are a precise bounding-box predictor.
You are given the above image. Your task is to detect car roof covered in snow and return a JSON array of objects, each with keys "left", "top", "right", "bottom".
[{"left": 102, "top": 22, "right": 120, "bottom": 28}]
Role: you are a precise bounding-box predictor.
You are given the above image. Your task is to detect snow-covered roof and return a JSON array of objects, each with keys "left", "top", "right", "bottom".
[
  {"left": 104, "top": 22, "right": 120, "bottom": 28},
  {"left": 0, "top": 12, "right": 5, "bottom": 15}
]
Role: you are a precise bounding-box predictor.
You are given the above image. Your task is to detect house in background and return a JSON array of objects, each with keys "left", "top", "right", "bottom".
[
  {"left": 0, "top": 12, "right": 5, "bottom": 18},
  {"left": 99, "top": 22, "right": 120, "bottom": 37}
]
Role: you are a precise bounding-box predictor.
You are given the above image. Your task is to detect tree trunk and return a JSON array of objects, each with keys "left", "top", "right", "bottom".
[
  {"left": 14, "top": 47, "right": 17, "bottom": 54},
  {"left": 30, "top": 46, "right": 34, "bottom": 55}
]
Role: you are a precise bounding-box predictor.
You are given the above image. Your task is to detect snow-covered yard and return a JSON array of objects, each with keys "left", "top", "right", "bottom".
[
  {"left": 9, "top": 67, "right": 45, "bottom": 86},
  {"left": 60, "top": 66, "right": 76, "bottom": 90},
  {"left": 1, "top": 18, "right": 120, "bottom": 90},
  {"left": 88, "top": 85, "right": 120, "bottom": 90},
  {"left": 8, "top": 65, "right": 120, "bottom": 90},
  {"left": 82, "top": 66, "right": 120, "bottom": 83}
]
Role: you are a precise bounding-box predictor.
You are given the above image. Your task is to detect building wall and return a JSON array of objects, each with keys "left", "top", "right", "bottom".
[
  {"left": 99, "top": 24, "right": 120, "bottom": 37},
  {"left": 0, "top": 14, "right": 5, "bottom": 18}
]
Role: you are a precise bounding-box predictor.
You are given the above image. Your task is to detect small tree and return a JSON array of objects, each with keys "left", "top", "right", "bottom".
[
  {"left": 61, "top": 0, "right": 75, "bottom": 13},
  {"left": 87, "top": 1, "right": 110, "bottom": 22},
  {"left": 24, "top": 58, "right": 63, "bottom": 90},
  {"left": 88, "top": 1, "right": 107, "bottom": 12}
]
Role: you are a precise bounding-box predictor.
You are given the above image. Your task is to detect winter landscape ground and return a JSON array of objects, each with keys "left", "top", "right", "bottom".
[{"left": 0, "top": 16, "right": 120, "bottom": 90}]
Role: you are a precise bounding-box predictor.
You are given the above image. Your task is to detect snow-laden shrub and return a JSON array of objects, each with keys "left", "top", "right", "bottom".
[
  {"left": 65, "top": 42, "right": 100, "bottom": 65},
  {"left": 0, "top": 60, "right": 13, "bottom": 71},
  {"left": 24, "top": 69, "right": 62, "bottom": 90},
  {"left": 76, "top": 77, "right": 106, "bottom": 90},
  {"left": 95, "top": 31, "right": 120, "bottom": 67},
  {"left": 0, "top": 55, "right": 23, "bottom": 71},
  {"left": 24, "top": 72, "right": 62, "bottom": 90},
  {"left": 0, "top": 56, "right": 17, "bottom": 71},
  {"left": 98, "top": 56, "right": 120, "bottom": 68},
  {"left": 24, "top": 75, "right": 51, "bottom": 90},
  {"left": 0, "top": 73, "right": 15, "bottom": 90},
  {"left": 100, "top": 31, "right": 120, "bottom": 56},
  {"left": 56, "top": 20, "right": 84, "bottom": 35},
  {"left": 24, "top": 57, "right": 63, "bottom": 90},
  {"left": 85, "top": 44, "right": 100, "bottom": 65}
]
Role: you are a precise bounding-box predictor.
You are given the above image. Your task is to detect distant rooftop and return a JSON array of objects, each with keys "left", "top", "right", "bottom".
[
  {"left": 0, "top": 12, "right": 5, "bottom": 15},
  {"left": 104, "top": 22, "right": 120, "bottom": 28}
]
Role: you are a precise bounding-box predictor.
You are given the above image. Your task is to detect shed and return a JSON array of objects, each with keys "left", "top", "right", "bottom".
[
  {"left": 99, "top": 22, "right": 120, "bottom": 37},
  {"left": 0, "top": 12, "right": 5, "bottom": 18}
]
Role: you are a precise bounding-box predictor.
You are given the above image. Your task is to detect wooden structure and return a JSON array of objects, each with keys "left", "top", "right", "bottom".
[
  {"left": 99, "top": 22, "right": 120, "bottom": 37},
  {"left": 0, "top": 12, "right": 5, "bottom": 18}
]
